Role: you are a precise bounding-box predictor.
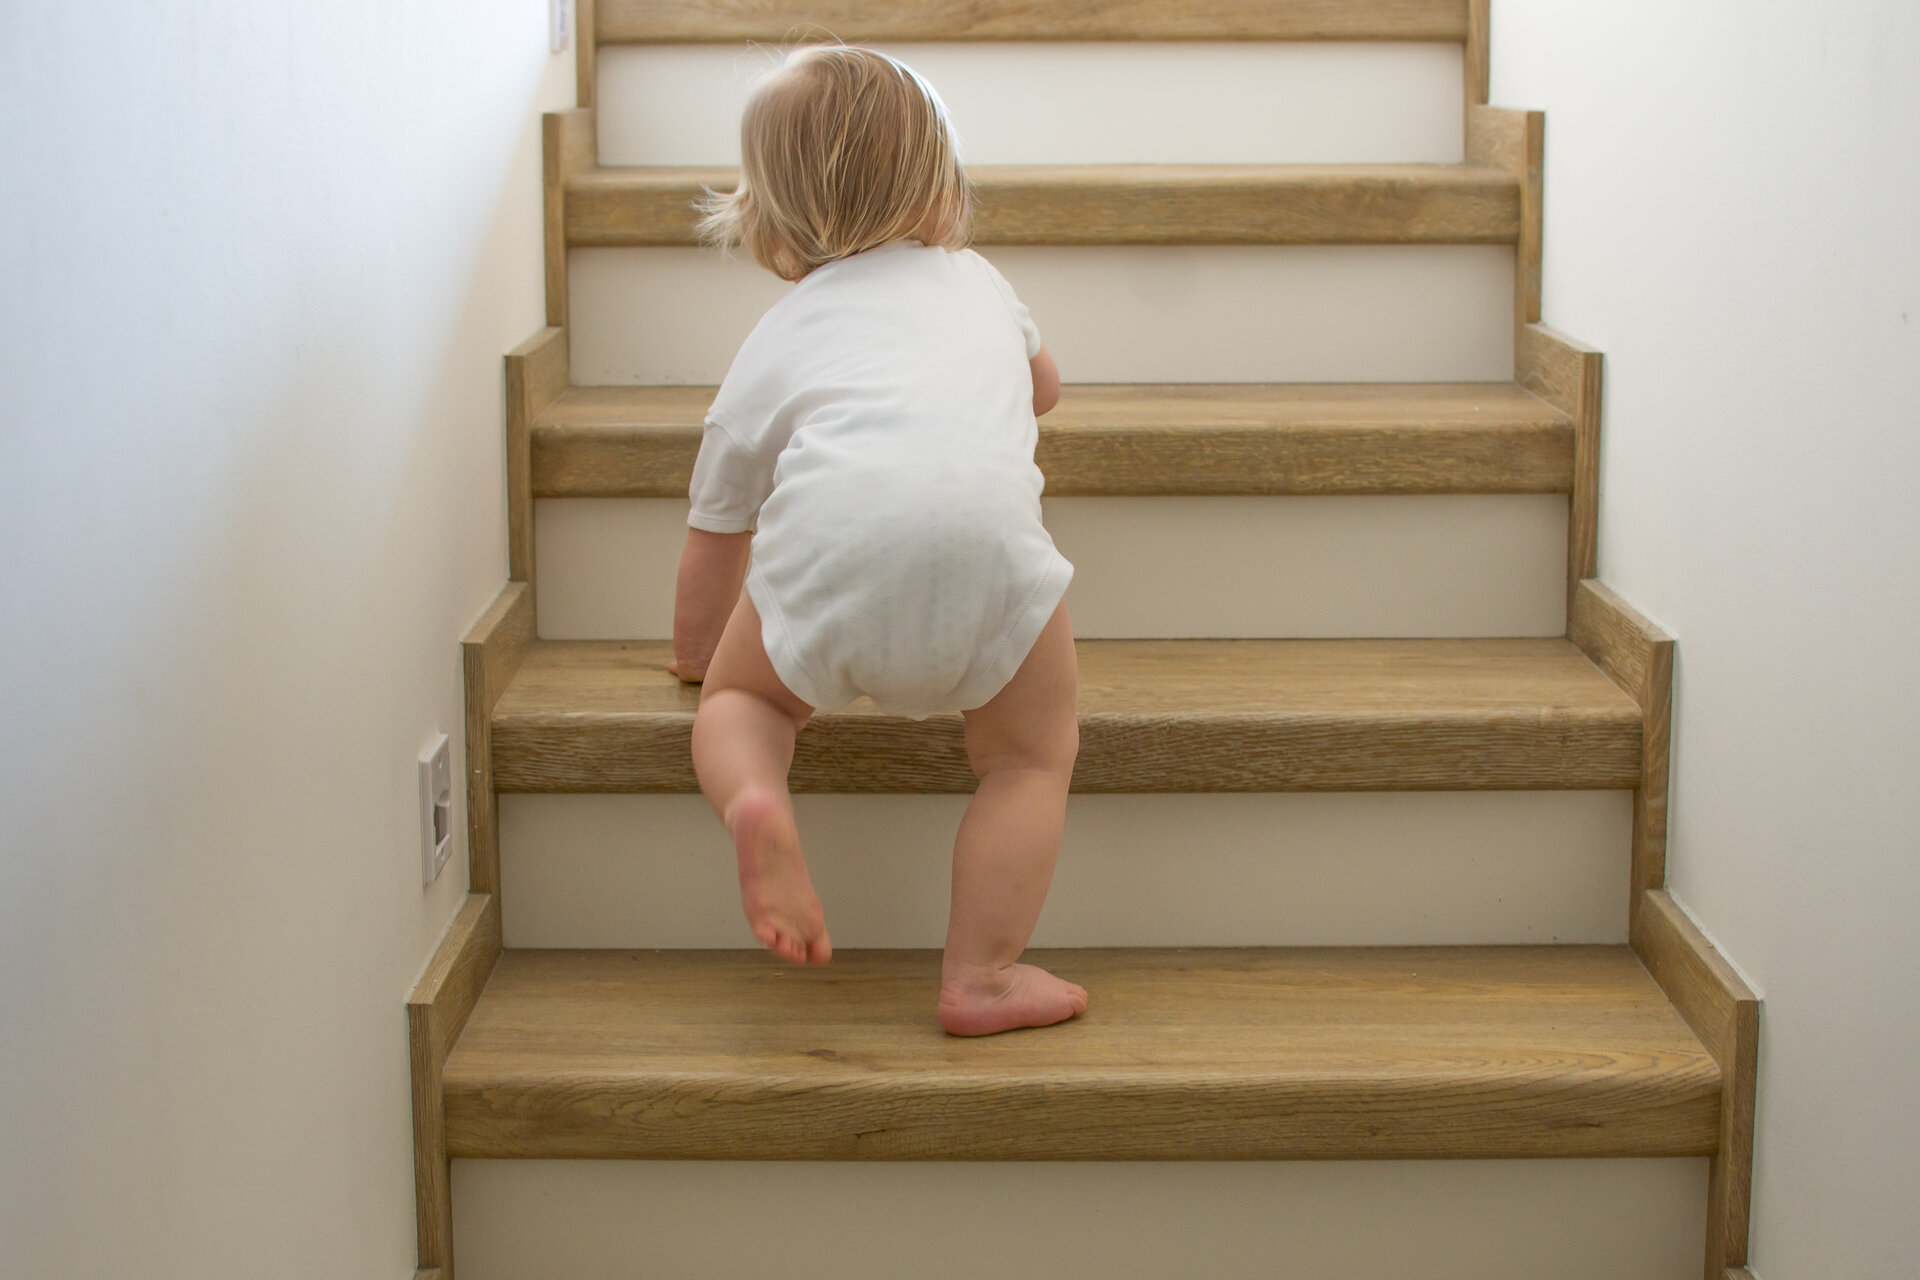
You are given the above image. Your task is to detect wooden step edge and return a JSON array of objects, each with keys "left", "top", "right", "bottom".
[
  {"left": 440, "top": 945, "right": 1721, "bottom": 1162},
  {"left": 489, "top": 708, "right": 1646, "bottom": 794},
  {"left": 446, "top": 1063, "right": 1722, "bottom": 1160},
  {"left": 489, "top": 639, "right": 1645, "bottom": 795},
  {"left": 596, "top": 0, "right": 1475, "bottom": 45},
  {"left": 530, "top": 384, "right": 1575, "bottom": 498},
  {"left": 1634, "top": 889, "right": 1760, "bottom": 1277},
  {"left": 406, "top": 893, "right": 502, "bottom": 1279},
  {"left": 565, "top": 164, "right": 1522, "bottom": 247}
]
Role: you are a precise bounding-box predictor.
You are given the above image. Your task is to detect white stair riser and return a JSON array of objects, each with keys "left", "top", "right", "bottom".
[
  {"left": 453, "top": 1157, "right": 1707, "bottom": 1280},
  {"left": 533, "top": 495, "right": 1570, "bottom": 640},
  {"left": 497, "top": 792, "right": 1632, "bottom": 949},
  {"left": 598, "top": 42, "right": 1465, "bottom": 166},
  {"left": 568, "top": 246, "right": 1517, "bottom": 384}
]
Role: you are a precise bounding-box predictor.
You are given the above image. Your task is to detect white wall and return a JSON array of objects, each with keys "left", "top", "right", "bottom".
[
  {"left": 1492, "top": 2, "right": 1920, "bottom": 1274},
  {"left": 0, "top": 4, "right": 570, "bottom": 1276}
]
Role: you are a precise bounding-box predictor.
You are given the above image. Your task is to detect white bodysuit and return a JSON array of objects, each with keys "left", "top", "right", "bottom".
[{"left": 688, "top": 241, "right": 1074, "bottom": 719}]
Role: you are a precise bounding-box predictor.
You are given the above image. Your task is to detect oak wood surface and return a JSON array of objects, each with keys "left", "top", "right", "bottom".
[
  {"left": 1466, "top": 107, "right": 1544, "bottom": 329},
  {"left": 543, "top": 110, "right": 596, "bottom": 329},
  {"left": 597, "top": 0, "right": 1474, "bottom": 43},
  {"left": 461, "top": 583, "right": 535, "bottom": 896},
  {"left": 1569, "top": 580, "right": 1676, "bottom": 926},
  {"left": 575, "top": 0, "right": 598, "bottom": 109},
  {"left": 533, "top": 382, "right": 1574, "bottom": 497},
  {"left": 408, "top": 894, "right": 503, "bottom": 1279},
  {"left": 490, "top": 638, "right": 1643, "bottom": 794},
  {"left": 504, "top": 327, "right": 569, "bottom": 587},
  {"left": 441, "top": 945, "right": 1720, "bottom": 1160},
  {"left": 567, "top": 163, "right": 1521, "bottom": 247},
  {"left": 1464, "top": 0, "right": 1490, "bottom": 107},
  {"left": 1569, "top": 579, "right": 1667, "bottom": 705},
  {"left": 1633, "top": 891, "right": 1759, "bottom": 1277},
  {"left": 1517, "top": 325, "right": 1603, "bottom": 598}
]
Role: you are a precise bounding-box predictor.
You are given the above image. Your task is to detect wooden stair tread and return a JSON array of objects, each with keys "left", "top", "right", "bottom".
[
  {"left": 490, "top": 638, "right": 1641, "bottom": 793},
  {"left": 533, "top": 382, "right": 1574, "bottom": 497},
  {"left": 566, "top": 164, "right": 1520, "bottom": 247},
  {"left": 596, "top": 0, "right": 1476, "bottom": 44},
  {"left": 441, "top": 946, "right": 1722, "bottom": 1160}
]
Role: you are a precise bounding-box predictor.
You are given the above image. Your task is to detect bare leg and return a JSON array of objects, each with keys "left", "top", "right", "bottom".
[
  {"left": 939, "top": 603, "right": 1088, "bottom": 1035},
  {"left": 692, "top": 594, "right": 830, "bottom": 966}
]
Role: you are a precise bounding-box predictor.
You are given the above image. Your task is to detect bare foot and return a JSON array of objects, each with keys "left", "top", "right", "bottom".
[
  {"left": 937, "top": 962, "right": 1087, "bottom": 1037},
  {"left": 728, "top": 788, "right": 831, "bottom": 966}
]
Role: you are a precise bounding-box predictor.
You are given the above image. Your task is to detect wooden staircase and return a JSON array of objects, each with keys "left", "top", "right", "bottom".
[{"left": 410, "top": 3, "right": 1759, "bottom": 1278}]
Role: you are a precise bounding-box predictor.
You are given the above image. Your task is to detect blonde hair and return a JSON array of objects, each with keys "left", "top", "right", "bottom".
[{"left": 696, "top": 45, "right": 972, "bottom": 280}]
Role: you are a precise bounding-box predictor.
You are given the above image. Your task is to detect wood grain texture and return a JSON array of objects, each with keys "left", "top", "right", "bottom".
[
  {"left": 1637, "top": 639, "right": 1675, "bottom": 913},
  {"left": 490, "top": 638, "right": 1643, "bottom": 794},
  {"left": 1569, "top": 580, "right": 1676, "bottom": 920},
  {"left": 408, "top": 893, "right": 503, "bottom": 1279},
  {"left": 441, "top": 945, "right": 1720, "bottom": 1160},
  {"left": 543, "top": 110, "right": 596, "bottom": 329},
  {"left": 1568, "top": 580, "right": 1668, "bottom": 708},
  {"left": 1466, "top": 107, "right": 1544, "bottom": 328},
  {"left": 505, "top": 327, "right": 569, "bottom": 587},
  {"left": 533, "top": 382, "right": 1574, "bottom": 498},
  {"left": 462, "top": 583, "right": 535, "bottom": 896},
  {"left": 567, "top": 164, "right": 1521, "bottom": 247},
  {"left": 1633, "top": 890, "right": 1759, "bottom": 1277},
  {"left": 575, "top": 0, "right": 597, "bottom": 109},
  {"left": 1518, "top": 325, "right": 1603, "bottom": 596},
  {"left": 1464, "top": 0, "right": 1490, "bottom": 107},
  {"left": 597, "top": 0, "right": 1474, "bottom": 43}
]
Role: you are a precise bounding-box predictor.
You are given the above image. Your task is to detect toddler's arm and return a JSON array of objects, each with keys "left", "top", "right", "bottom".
[
  {"left": 671, "top": 528, "right": 751, "bottom": 682},
  {"left": 1031, "top": 345, "right": 1060, "bottom": 417}
]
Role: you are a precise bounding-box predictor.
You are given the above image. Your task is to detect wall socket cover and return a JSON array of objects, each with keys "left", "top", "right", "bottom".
[
  {"left": 550, "top": 0, "right": 570, "bottom": 53},
  {"left": 420, "top": 734, "right": 454, "bottom": 885}
]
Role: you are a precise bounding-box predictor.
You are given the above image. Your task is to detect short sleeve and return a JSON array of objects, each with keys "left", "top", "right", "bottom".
[
  {"left": 970, "top": 251, "right": 1043, "bottom": 358},
  {"left": 687, "top": 422, "right": 776, "bottom": 533}
]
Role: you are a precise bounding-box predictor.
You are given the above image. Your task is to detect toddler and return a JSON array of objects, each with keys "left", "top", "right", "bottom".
[{"left": 670, "top": 44, "right": 1086, "bottom": 1036}]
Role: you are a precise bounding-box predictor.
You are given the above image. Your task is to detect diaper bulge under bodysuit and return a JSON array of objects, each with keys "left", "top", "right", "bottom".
[{"left": 687, "top": 241, "right": 1073, "bottom": 720}]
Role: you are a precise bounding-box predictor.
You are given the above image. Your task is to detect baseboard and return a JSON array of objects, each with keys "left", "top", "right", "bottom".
[
  {"left": 408, "top": 893, "right": 504, "bottom": 1279},
  {"left": 1634, "top": 889, "right": 1761, "bottom": 1278}
]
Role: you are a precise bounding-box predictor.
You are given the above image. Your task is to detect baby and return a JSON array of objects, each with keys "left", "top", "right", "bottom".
[{"left": 670, "top": 44, "right": 1086, "bottom": 1037}]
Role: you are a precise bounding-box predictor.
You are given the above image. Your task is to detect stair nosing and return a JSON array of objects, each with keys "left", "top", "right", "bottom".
[
  {"left": 489, "top": 637, "right": 1643, "bottom": 794},
  {"left": 530, "top": 382, "right": 1575, "bottom": 498},
  {"left": 566, "top": 162, "right": 1523, "bottom": 247},
  {"left": 595, "top": 1, "right": 1475, "bottom": 45}
]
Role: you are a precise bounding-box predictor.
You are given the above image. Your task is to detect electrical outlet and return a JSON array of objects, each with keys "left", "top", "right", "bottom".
[
  {"left": 419, "top": 734, "right": 453, "bottom": 885},
  {"left": 549, "top": 0, "right": 570, "bottom": 53}
]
